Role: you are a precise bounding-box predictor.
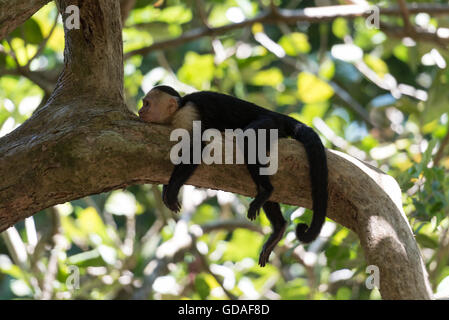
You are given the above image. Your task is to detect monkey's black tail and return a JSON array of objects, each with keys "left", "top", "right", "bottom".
[{"left": 287, "top": 118, "right": 328, "bottom": 243}]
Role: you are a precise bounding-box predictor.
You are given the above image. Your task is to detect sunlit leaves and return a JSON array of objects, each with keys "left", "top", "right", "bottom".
[
  {"left": 192, "top": 204, "right": 219, "bottom": 224},
  {"left": 123, "top": 28, "right": 154, "bottom": 53},
  {"left": 61, "top": 207, "right": 115, "bottom": 247},
  {"left": 332, "top": 18, "right": 349, "bottom": 39},
  {"left": 297, "top": 72, "right": 334, "bottom": 104},
  {"left": 293, "top": 102, "right": 330, "bottom": 126},
  {"left": 277, "top": 278, "right": 310, "bottom": 300},
  {"left": 363, "top": 54, "right": 388, "bottom": 77},
  {"left": 353, "top": 18, "right": 381, "bottom": 49},
  {"left": 0, "top": 255, "right": 23, "bottom": 279},
  {"left": 130, "top": 4, "right": 191, "bottom": 25},
  {"left": 10, "top": 18, "right": 43, "bottom": 45},
  {"left": 319, "top": 59, "right": 335, "bottom": 80},
  {"left": 250, "top": 68, "right": 283, "bottom": 87},
  {"left": 278, "top": 32, "right": 310, "bottom": 56},
  {"left": 222, "top": 229, "right": 263, "bottom": 262},
  {"left": 393, "top": 44, "right": 409, "bottom": 63},
  {"left": 178, "top": 52, "right": 215, "bottom": 89}
]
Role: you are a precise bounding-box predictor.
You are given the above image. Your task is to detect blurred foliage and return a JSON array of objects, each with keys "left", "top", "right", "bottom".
[{"left": 1, "top": 0, "right": 449, "bottom": 300}]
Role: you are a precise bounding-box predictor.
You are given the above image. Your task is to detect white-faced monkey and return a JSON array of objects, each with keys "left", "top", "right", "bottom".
[{"left": 139, "top": 85, "right": 328, "bottom": 267}]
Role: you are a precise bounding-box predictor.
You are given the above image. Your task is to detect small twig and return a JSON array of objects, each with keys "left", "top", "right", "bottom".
[
  {"left": 397, "top": 0, "right": 414, "bottom": 36},
  {"left": 201, "top": 219, "right": 264, "bottom": 234},
  {"left": 25, "top": 13, "right": 59, "bottom": 69},
  {"left": 2, "top": 226, "right": 29, "bottom": 269},
  {"left": 434, "top": 122, "right": 449, "bottom": 167},
  {"left": 4, "top": 38, "right": 22, "bottom": 67},
  {"left": 195, "top": 0, "right": 210, "bottom": 29},
  {"left": 122, "top": 212, "right": 136, "bottom": 256},
  {"left": 191, "top": 236, "right": 238, "bottom": 300},
  {"left": 330, "top": 80, "right": 375, "bottom": 127}
]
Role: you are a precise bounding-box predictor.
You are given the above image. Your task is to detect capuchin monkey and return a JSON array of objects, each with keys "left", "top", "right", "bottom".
[{"left": 139, "top": 85, "right": 328, "bottom": 267}]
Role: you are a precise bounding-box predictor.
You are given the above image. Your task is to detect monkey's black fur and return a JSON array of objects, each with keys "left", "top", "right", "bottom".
[
  {"left": 155, "top": 85, "right": 182, "bottom": 98},
  {"left": 155, "top": 86, "right": 328, "bottom": 266}
]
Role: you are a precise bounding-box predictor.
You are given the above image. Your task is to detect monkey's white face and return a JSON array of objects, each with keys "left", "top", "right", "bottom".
[{"left": 139, "top": 89, "right": 178, "bottom": 124}]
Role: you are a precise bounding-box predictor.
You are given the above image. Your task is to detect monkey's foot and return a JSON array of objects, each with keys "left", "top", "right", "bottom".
[
  {"left": 247, "top": 202, "right": 261, "bottom": 221},
  {"left": 258, "top": 224, "right": 287, "bottom": 267}
]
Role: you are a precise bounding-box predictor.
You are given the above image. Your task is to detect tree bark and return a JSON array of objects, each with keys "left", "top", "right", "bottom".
[
  {"left": 0, "top": 0, "right": 51, "bottom": 40},
  {"left": 0, "top": 0, "right": 433, "bottom": 300}
]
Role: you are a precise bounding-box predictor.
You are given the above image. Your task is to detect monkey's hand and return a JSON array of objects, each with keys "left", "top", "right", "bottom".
[{"left": 162, "top": 184, "right": 181, "bottom": 213}]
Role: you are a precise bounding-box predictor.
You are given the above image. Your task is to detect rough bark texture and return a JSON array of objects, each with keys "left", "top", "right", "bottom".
[
  {"left": 0, "top": 0, "right": 433, "bottom": 299},
  {"left": 0, "top": 0, "right": 52, "bottom": 40}
]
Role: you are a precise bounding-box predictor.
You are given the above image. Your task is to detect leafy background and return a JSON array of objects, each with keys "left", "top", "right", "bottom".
[{"left": 0, "top": 0, "right": 448, "bottom": 300}]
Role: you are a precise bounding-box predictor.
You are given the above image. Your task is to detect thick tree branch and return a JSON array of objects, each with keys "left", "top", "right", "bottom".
[
  {"left": 0, "top": 0, "right": 51, "bottom": 40},
  {"left": 0, "top": 108, "right": 433, "bottom": 299}
]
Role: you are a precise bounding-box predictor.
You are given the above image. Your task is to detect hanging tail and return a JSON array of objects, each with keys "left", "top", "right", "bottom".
[{"left": 287, "top": 118, "right": 328, "bottom": 243}]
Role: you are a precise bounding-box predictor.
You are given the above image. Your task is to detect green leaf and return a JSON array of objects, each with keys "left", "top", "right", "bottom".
[
  {"left": 192, "top": 204, "right": 219, "bottom": 225},
  {"left": 363, "top": 54, "right": 388, "bottom": 77},
  {"left": 222, "top": 229, "right": 263, "bottom": 262},
  {"left": 159, "top": 5, "right": 192, "bottom": 24},
  {"left": 423, "top": 69, "right": 449, "bottom": 124},
  {"left": 336, "top": 287, "right": 352, "bottom": 300},
  {"left": 250, "top": 68, "right": 283, "bottom": 87},
  {"left": 332, "top": 18, "right": 349, "bottom": 39},
  {"left": 278, "top": 278, "right": 310, "bottom": 300},
  {"left": 415, "top": 233, "right": 438, "bottom": 249},
  {"left": 77, "top": 207, "right": 109, "bottom": 242},
  {"left": 319, "top": 59, "right": 335, "bottom": 80},
  {"left": 178, "top": 52, "right": 215, "bottom": 90},
  {"left": 297, "top": 72, "right": 334, "bottom": 103},
  {"left": 301, "top": 102, "right": 330, "bottom": 125},
  {"left": 278, "top": 32, "right": 310, "bottom": 56},
  {"left": 194, "top": 274, "right": 211, "bottom": 299},
  {"left": 10, "top": 18, "right": 43, "bottom": 45},
  {"left": 0, "top": 255, "right": 23, "bottom": 280},
  {"left": 393, "top": 44, "right": 409, "bottom": 63}
]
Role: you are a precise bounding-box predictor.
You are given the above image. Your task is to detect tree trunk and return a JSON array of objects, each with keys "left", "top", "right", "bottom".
[{"left": 0, "top": 0, "right": 433, "bottom": 300}]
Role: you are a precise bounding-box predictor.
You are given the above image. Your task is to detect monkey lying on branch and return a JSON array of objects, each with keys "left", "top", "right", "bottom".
[{"left": 138, "top": 85, "right": 328, "bottom": 266}]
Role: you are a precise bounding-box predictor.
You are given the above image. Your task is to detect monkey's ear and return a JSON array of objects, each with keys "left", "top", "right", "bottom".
[{"left": 168, "top": 97, "right": 179, "bottom": 114}]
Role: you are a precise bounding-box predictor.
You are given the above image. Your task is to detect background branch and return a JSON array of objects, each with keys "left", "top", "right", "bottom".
[{"left": 125, "top": 3, "right": 449, "bottom": 59}]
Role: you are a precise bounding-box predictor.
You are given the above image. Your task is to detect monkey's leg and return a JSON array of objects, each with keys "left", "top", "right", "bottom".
[
  {"left": 243, "top": 117, "right": 277, "bottom": 221},
  {"left": 162, "top": 163, "right": 198, "bottom": 212},
  {"left": 259, "top": 201, "right": 287, "bottom": 267},
  {"left": 246, "top": 164, "right": 273, "bottom": 220}
]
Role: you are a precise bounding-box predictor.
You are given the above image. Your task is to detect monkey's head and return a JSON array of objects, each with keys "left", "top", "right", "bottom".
[{"left": 139, "top": 85, "right": 181, "bottom": 124}]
